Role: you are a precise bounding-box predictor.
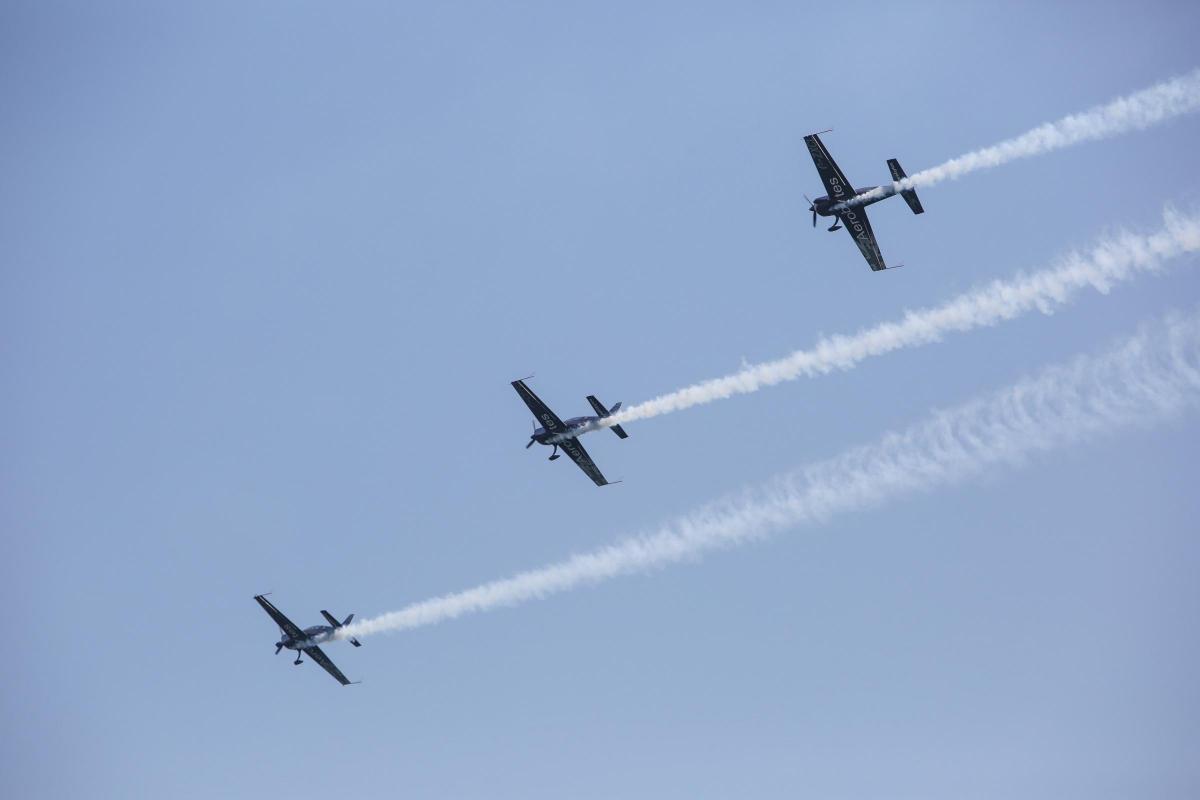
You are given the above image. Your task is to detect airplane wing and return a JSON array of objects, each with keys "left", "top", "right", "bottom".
[
  {"left": 839, "top": 205, "right": 888, "bottom": 271},
  {"left": 804, "top": 133, "right": 856, "bottom": 205},
  {"left": 511, "top": 379, "right": 568, "bottom": 436},
  {"left": 558, "top": 435, "right": 610, "bottom": 487},
  {"left": 303, "top": 644, "right": 352, "bottom": 686},
  {"left": 254, "top": 594, "right": 306, "bottom": 641}
]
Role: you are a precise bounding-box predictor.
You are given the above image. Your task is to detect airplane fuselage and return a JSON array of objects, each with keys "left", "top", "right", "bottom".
[
  {"left": 531, "top": 415, "right": 602, "bottom": 446},
  {"left": 276, "top": 624, "right": 336, "bottom": 652},
  {"left": 812, "top": 185, "right": 893, "bottom": 217}
]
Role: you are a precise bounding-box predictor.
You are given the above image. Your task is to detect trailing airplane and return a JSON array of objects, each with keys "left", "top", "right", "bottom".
[
  {"left": 803, "top": 131, "right": 925, "bottom": 271},
  {"left": 254, "top": 594, "right": 361, "bottom": 685},
  {"left": 511, "top": 378, "right": 628, "bottom": 487}
]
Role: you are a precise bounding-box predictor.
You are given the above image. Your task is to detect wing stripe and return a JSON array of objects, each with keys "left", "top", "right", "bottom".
[
  {"left": 512, "top": 380, "right": 567, "bottom": 433},
  {"left": 559, "top": 436, "right": 609, "bottom": 486},
  {"left": 304, "top": 645, "right": 351, "bottom": 685},
  {"left": 254, "top": 595, "right": 306, "bottom": 641},
  {"left": 839, "top": 204, "right": 887, "bottom": 271},
  {"left": 804, "top": 133, "right": 855, "bottom": 205}
]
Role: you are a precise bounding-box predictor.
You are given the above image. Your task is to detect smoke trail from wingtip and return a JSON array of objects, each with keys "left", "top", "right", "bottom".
[
  {"left": 594, "top": 206, "right": 1200, "bottom": 429},
  {"left": 849, "top": 68, "right": 1200, "bottom": 206},
  {"left": 340, "top": 310, "right": 1200, "bottom": 639}
]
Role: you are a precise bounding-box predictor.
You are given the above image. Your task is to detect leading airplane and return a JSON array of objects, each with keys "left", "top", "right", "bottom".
[
  {"left": 512, "top": 378, "right": 628, "bottom": 487},
  {"left": 254, "top": 594, "right": 362, "bottom": 685},
  {"left": 803, "top": 131, "right": 925, "bottom": 271}
]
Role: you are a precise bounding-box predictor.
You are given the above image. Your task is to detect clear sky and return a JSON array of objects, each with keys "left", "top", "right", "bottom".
[{"left": 4, "top": 3, "right": 1200, "bottom": 798}]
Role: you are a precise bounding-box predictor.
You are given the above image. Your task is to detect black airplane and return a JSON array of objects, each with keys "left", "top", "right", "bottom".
[
  {"left": 254, "top": 594, "right": 361, "bottom": 685},
  {"left": 803, "top": 131, "right": 924, "bottom": 271},
  {"left": 512, "top": 378, "right": 628, "bottom": 486}
]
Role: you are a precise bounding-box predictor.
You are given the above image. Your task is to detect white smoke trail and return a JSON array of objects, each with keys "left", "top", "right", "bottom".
[
  {"left": 341, "top": 310, "right": 1200, "bottom": 639},
  {"left": 848, "top": 68, "right": 1200, "bottom": 206},
  {"left": 588, "top": 206, "right": 1199, "bottom": 430}
]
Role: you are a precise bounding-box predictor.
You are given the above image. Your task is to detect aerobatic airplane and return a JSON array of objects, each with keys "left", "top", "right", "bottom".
[
  {"left": 803, "top": 131, "right": 925, "bottom": 271},
  {"left": 254, "top": 594, "right": 361, "bottom": 685},
  {"left": 512, "top": 378, "right": 628, "bottom": 487}
]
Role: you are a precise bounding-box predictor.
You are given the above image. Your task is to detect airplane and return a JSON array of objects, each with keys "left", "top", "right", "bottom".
[
  {"left": 512, "top": 378, "right": 628, "bottom": 487},
  {"left": 803, "top": 131, "right": 925, "bottom": 272},
  {"left": 254, "top": 594, "right": 362, "bottom": 686}
]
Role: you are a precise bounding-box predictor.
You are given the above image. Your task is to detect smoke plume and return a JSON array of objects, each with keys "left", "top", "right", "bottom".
[
  {"left": 848, "top": 69, "right": 1200, "bottom": 206},
  {"left": 341, "top": 310, "right": 1200, "bottom": 639},
  {"left": 596, "top": 207, "right": 1199, "bottom": 429}
]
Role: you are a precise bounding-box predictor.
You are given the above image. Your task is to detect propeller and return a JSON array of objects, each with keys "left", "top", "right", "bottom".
[
  {"left": 526, "top": 438, "right": 535, "bottom": 449},
  {"left": 803, "top": 193, "right": 817, "bottom": 227},
  {"left": 275, "top": 644, "right": 283, "bottom": 655}
]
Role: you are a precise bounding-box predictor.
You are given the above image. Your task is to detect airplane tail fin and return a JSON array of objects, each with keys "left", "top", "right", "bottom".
[
  {"left": 586, "top": 395, "right": 629, "bottom": 439},
  {"left": 887, "top": 159, "right": 925, "bottom": 215},
  {"left": 322, "top": 610, "right": 363, "bottom": 646}
]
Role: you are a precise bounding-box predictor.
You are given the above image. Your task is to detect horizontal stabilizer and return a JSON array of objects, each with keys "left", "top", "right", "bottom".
[
  {"left": 322, "top": 609, "right": 362, "bottom": 645},
  {"left": 587, "top": 395, "right": 629, "bottom": 439},
  {"left": 887, "top": 158, "right": 925, "bottom": 215}
]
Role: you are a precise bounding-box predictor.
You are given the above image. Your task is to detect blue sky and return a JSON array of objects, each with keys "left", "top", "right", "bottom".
[{"left": 4, "top": 3, "right": 1200, "bottom": 798}]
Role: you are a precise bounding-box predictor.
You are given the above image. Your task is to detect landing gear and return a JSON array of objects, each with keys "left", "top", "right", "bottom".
[
  {"left": 827, "top": 221, "right": 842, "bottom": 232},
  {"left": 548, "top": 444, "right": 560, "bottom": 461},
  {"left": 294, "top": 653, "right": 303, "bottom": 666}
]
